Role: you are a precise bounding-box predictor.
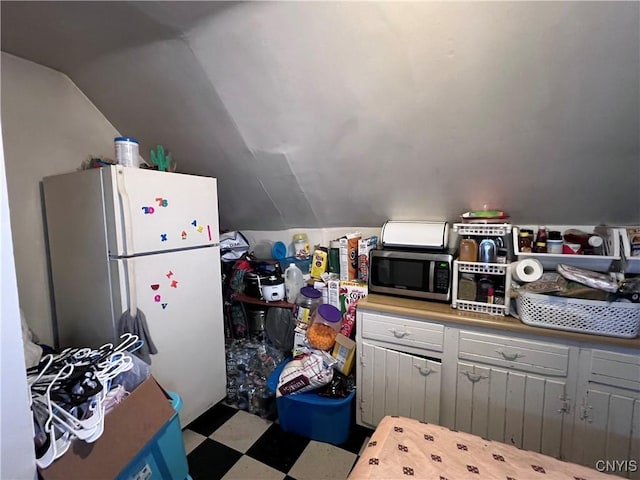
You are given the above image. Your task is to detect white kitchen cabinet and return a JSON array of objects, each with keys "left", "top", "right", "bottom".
[
  {"left": 356, "top": 299, "right": 640, "bottom": 473},
  {"left": 359, "top": 342, "right": 441, "bottom": 427},
  {"left": 356, "top": 311, "right": 444, "bottom": 428},
  {"left": 454, "top": 361, "right": 569, "bottom": 457},
  {"left": 571, "top": 349, "right": 640, "bottom": 479},
  {"left": 453, "top": 330, "right": 573, "bottom": 458}
]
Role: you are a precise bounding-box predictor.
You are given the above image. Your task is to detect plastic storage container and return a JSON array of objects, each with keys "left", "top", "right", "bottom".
[
  {"left": 306, "top": 304, "right": 342, "bottom": 350},
  {"left": 293, "top": 286, "right": 322, "bottom": 328},
  {"left": 267, "top": 360, "right": 355, "bottom": 445},
  {"left": 114, "top": 137, "right": 140, "bottom": 168},
  {"left": 292, "top": 233, "right": 310, "bottom": 259},
  {"left": 512, "top": 225, "right": 621, "bottom": 272},
  {"left": 458, "top": 238, "right": 478, "bottom": 262},
  {"left": 284, "top": 263, "right": 305, "bottom": 303},
  {"left": 116, "top": 391, "right": 188, "bottom": 480}
]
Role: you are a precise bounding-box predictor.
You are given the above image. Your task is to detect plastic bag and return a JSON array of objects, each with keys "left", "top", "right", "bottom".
[
  {"left": 220, "top": 231, "right": 250, "bottom": 262},
  {"left": 556, "top": 264, "right": 619, "bottom": 293},
  {"left": 276, "top": 351, "right": 336, "bottom": 397}
]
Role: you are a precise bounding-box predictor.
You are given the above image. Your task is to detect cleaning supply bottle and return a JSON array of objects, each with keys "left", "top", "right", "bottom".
[{"left": 284, "top": 263, "right": 304, "bottom": 304}]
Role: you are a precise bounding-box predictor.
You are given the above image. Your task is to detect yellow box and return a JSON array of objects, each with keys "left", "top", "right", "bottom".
[
  {"left": 310, "top": 249, "right": 328, "bottom": 280},
  {"left": 332, "top": 333, "right": 356, "bottom": 376}
]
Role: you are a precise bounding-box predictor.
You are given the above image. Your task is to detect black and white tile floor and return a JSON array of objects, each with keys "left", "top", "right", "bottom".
[{"left": 181, "top": 402, "right": 373, "bottom": 480}]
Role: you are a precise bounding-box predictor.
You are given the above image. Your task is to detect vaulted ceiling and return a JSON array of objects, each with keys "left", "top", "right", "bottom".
[{"left": 2, "top": 2, "right": 639, "bottom": 230}]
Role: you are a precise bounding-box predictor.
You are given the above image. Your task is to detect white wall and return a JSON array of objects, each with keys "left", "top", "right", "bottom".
[
  {"left": 2, "top": 3, "right": 638, "bottom": 230},
  {"left": 189, "top": 1, "right": 639, "bottom": 228},
  {"left": 242, "top": 226, "right": 381, "bottom": 260},
  {"left": 0, "top": 122, "right": 36, "bottom": 479},
  {"left": 1, "top": 53, "right": 120, "bottom": 345}
]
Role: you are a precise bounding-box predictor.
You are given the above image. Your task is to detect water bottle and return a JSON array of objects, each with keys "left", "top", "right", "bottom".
[{"left": 284, "top": 263, "right": 304, "bottom": 304}]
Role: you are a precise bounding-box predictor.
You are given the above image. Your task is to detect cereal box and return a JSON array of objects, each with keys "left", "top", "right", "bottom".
[
  {"left": 339, "top": 233, "right": 361, "bottom": 281},
  {"left": 339, "top": 281, "right": 368, "bottom": 338},
  {"left": 357, "top": 235, "right": 378, "bottom": 283},
  {"left": 327, "top": 280, "right": 341, "bottom": 310}
]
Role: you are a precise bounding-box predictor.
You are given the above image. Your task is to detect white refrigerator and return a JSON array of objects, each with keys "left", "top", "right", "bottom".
[{"left": 43, "top": 165, "right": 226, "bottom": 426}]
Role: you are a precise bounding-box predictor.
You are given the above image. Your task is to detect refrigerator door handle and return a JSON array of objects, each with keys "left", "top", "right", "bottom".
[
  {"left": 115, "top": 166, "right": 135, "bottom": 257},
  {"left": 116, "top": 168, "right": 138, "bottom": 315},
  {"left": 124, "top": 259, "right": 138, "bottom": 316}
]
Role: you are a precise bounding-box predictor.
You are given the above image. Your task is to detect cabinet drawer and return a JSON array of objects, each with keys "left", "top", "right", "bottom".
[
  {"left": 589, "top": 349, "right": 640, "bottom": 391},
  {"left": 360, "top": 312, "right": 444, "bottom": 352},
  {"left": 458, "top": 331, "right": 569, "bottom": 376}
]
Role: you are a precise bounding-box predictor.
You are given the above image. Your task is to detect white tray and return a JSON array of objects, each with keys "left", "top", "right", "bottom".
[
  {"left": 454, "top": 223, "right": 512, "bottom": 237},
  {"left": 512, "top": 225, "right": 620, "bottom": 273}
]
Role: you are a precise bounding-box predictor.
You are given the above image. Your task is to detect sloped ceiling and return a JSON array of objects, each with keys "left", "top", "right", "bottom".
[{"left": 2, "top": 1, "right": 639, "bottom": 230}]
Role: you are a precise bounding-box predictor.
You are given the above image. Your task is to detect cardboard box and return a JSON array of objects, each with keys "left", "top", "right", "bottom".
[
  {"left": 38, "top": 376, "right": 175, "bottom": 480},
  {"left": 327, "top": 280, "right": 341, "bottom": 310},
  {"left": 339, "top": 281, "right": 368, "bottom": 338},
  {"left": 332, "top": 333, "right": 356, "bottom": 375},
  {"left": 357, "top": 235, "right": 378, "bottom": 283},
  {"left": 339, "top": 233, "right": 361, "bottom": 281},
  {"left": 292, "top": 326, "right": 311, "bottom": 358}
]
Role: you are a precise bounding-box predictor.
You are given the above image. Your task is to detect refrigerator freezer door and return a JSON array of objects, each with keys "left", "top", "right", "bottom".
[
  {"left": 116, "top": 246, "right": 226, "bottom": 425},
  {"left": 109, "top": 166, "right": 220, "bottom": 256}
]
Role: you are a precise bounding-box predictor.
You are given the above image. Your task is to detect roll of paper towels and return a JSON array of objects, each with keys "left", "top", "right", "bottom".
[{"left": 512, "top": 258, "right": 544, "bottom": 283}]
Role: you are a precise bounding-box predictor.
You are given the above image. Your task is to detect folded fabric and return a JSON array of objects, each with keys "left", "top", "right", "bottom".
[{"left": 117, "top": 309, "right": 158, "bottom": 364}]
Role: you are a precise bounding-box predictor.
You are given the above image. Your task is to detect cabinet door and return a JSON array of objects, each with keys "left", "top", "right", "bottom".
[
  {"left": 454, "top": 361, "right": 568, "bottom": 458},
  {"left": 576, "top": 386, "right": 640, "bottom": 479},
  {"left": 570, "top": 348, "right": 640, "bottom": 478},
  {"left": 358, "top": 342, "right": 441, "bottom": 428}
]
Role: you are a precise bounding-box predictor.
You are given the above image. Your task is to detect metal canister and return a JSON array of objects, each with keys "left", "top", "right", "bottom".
[
  {"left": 248, "top": 308, "right": 266, "bottom": 342},
  {"left": 328, "top": 240, "right": 341, "bottom": 274}
]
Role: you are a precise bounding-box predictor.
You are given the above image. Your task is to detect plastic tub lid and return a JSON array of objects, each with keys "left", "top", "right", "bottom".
[
  {"left": 300, "top": 286, "right": 322, "bottom": 299},
  {"left": 167, "top": 391, "right": 182, "bottom": 413},
  {"left": 317, "top": 304, "right": 342, "bottom": 323},
  {"left": 271, "top": 241, "right": 287, "bottom": 260},
  {"left": 114, "top": 136, "right": 139, "bottom": 144}
]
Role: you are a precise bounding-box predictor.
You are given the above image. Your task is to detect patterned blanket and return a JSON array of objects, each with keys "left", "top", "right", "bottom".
[{"left": 349, "top": 416, "right": 619, "bottom": 479}]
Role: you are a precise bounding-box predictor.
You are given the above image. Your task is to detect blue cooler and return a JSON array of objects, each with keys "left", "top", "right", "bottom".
[
  {"left": 117, "top": 391, "right": 190, "bottom": 480},
  {"left": 267, "top": 360, "right": 354, "bottom": 445}
]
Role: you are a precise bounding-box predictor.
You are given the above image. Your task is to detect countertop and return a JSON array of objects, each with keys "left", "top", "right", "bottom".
[{"left": 358, "top": 294, "right": 640, "bottom": 349}]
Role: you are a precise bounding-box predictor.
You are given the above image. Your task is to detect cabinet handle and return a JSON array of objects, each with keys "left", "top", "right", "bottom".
[
  {"left": 389, "top": 328, "right": 410, "bottom": 338},
  {"left": 414, "top": 365, "right": 433, "bottom": 376},
  {"left": 579, "top": 400, "right": 593, "bottom": 423},
  {"left": 461, "top": 370, "right": 488, "bottom": 383},
  {"left": 495, "top": 349, "right": 525, "bottom": 361},
  {"left": 558, "top": 393, "right": 571, "bottom": 414}
]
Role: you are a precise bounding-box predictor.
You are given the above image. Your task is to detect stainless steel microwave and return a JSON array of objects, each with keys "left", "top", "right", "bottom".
[{"left": 368, "top": 249, "right": 453, "bottom": 302}]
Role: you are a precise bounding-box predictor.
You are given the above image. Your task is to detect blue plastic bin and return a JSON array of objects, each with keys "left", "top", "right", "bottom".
[
  {"left": 277, "top": 256, "right": 312, "bottom": 274},
  {"left": 117, "top": 391, "right": 189, "bottom": 480},
  {"left": 267, "top": 360, "right": 354, "bottom": 445}
]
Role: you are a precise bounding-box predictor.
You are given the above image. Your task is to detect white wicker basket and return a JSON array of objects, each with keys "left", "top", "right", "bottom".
[{"left": 516, "top": 291, "right": 640, "bottom": 338}]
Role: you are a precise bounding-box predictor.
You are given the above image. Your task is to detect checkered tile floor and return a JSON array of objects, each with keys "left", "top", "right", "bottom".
[{"left": 181, "top": 402, "right": 373, "bottom": 480}]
